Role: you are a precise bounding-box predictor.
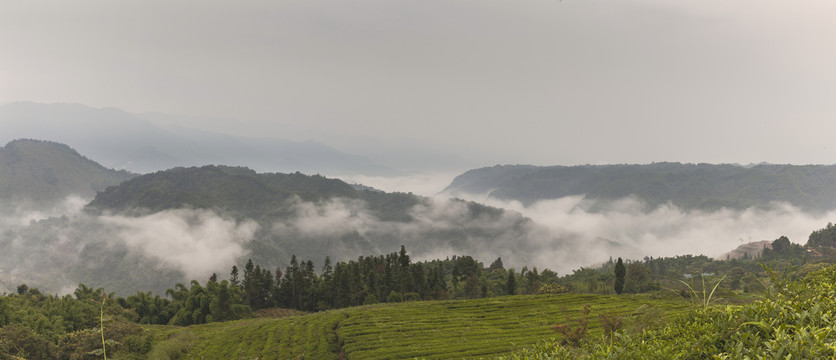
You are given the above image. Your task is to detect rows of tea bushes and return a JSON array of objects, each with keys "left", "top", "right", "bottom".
[
  {"left": 147, "top": 293, "right": 690, "bottom": 359},
  {"left": 501, "top": 263, "right": 836, "bottom": 359}
]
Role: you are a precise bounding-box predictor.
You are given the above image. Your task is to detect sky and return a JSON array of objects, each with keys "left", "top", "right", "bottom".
[{"left": 2, "top": 0, "right": 836, "bottom": 168}]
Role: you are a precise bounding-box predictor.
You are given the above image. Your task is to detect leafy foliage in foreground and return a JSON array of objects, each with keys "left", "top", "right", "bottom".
[
  {"left": 502, "top": 264, "right": 836, "bottom": 359},
  {"left": 0, "top": 286, "right": 149, "bottom": 360}
]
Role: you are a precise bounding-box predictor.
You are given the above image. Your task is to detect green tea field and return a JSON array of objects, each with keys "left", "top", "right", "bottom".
[{"left": 147, "top": 293, "right": 691, "bottom": 359}]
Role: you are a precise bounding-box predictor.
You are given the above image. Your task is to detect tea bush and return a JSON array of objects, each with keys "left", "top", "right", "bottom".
[{"left": 501, "top": 264, "right": 836, "bottom": 359}]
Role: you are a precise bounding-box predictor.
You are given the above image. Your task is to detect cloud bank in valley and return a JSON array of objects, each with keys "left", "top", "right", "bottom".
[
  {"left": 265, "top": 193, "right": 836, "bottom": 275},
  {"left": 472, "top": 195, "right": 836, "bottom": 266},
  {"left": 100, "top": 209, "right": 259, "bottom": 281},
  {"left": 0, "top": 198, "right": 259, "bottom": 295},
  {"left": 269, "top": 196, "right": 548, "bottom": 267},
  {"left": 2, "top": 186, "right": 835, "bottom": 295},
  {"left": 327, "top": 173, "right": 836, "bottom": 272}
]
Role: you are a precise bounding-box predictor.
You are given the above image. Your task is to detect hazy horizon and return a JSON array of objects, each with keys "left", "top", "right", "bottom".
[
  {"left": 3, "top": 1, "right": 836, "bottom": 294},
  {"left": 2, "top": 0, "right": 836, "bottom": 169}
]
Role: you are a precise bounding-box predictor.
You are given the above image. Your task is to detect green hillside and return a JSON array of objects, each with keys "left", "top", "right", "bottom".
[
  {"left": 146, "top": 293, "right": 691, "bottom": 359},
  {"left": 444, "top": 163, "right": 836, "bottom": 211},
  {"left": 0, "top": 139, "right": 135, "bottom": 204},
  {"left": 87, "top": 165, "right": 407, "bottom": 221},
  {"left": 3, "top": 162, "right": 544, "bottom": 297},
  {"left": 83, "top": 165, "right": 537, "bottom": 277}
]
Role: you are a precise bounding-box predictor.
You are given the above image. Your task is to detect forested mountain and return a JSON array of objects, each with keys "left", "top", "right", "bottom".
[
  {"left": 86, "top": 165, "right": 536, "bottom": 267},
  {"left": 444, "top": 163, "right": 836, "bottom": 211},
  {"left": 0, "top": 102, "right": 395, "bottom": 175},
  {"left": 86, "top": 165, "right": 423, "bottom": 222},
  {"left": 3, "top": 163, "right": 557, "bottom": 296},
  {"left": 0, "top": 139, "right": 135, "bottom": 204}
]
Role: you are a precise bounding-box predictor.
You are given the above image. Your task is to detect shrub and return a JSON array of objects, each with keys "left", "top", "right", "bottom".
[
  {"left": 57, "top": 322, "right": 144, "bottom": 360},
  {"left": 551, "top": 305, "right": 591, "bottom": 347},
  {"left": 363, "top": 294, "right": 379, "bottom": 305},
  {"left": 537, "top": 283, "right": 569, "bottom": 295},
  {"left": 386, "top": 291, "right": 403, "bottom": 303},
  {"left": 598, "top": 313, "right": 623, "bottom": 341},
  {"left": 0, "top": 324, "right": 58, "bottom": 360},
  {"left": 146, "top": 330, "right": 196, "bottom": 360}
]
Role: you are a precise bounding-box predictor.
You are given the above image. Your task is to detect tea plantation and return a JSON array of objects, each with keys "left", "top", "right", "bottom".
[
  {"left": 500, "top": 264, "right": 836, "bottom": 359},
  {"left": 146, "top": 293, "right": 691, "bottom": 359}
]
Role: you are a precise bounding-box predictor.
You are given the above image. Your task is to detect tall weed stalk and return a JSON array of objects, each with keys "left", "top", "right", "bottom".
[{"left": 661, "top": 272, "right": 727, "bottom": 310}]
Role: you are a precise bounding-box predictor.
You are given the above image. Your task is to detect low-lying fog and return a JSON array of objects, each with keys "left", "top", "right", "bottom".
[
  {"left": 353, "top": 173, "right": 835, "bottom": 263},
  {"left": 1, "top": 173, "right": 833, "bottom": 295}
]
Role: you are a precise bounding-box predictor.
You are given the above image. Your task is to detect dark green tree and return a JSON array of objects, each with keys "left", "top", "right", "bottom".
[
  {"left": 624, "top": 263, "right": 651, "bottom": 293},
  {"left": 727, "top": 266, "right": 746, "bottom": 290},
  {"left": 507, "top": 269, "right": 517, "bottom": 295},
  {"left": 488, "top": 257, "right": 504, "bottom": 271},
  {"left": 614, "top": 257, "right": 626, "bottom": 294},
  {"left": 16, "top": 283, "right": 29, "bottom": 295},
  {"left": 465, "top": 274, "right": 481, "bottom": 299},
  {"left": 0, "top": 297, "right": 9, "bottom": 327},
  {"left": 209, "top": 280, "right": 237, "bottom": 322},
  {"left": 229, "top": 265, "right": 240, "bottom": 288}
]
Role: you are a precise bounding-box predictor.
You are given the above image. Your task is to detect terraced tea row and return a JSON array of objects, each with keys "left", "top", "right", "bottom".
[
  {"left": 148, "top": 293, "right": 691, "bottom": 359},
  {"left": 336, "top": 294, "right": 689, "bottom": 359}
]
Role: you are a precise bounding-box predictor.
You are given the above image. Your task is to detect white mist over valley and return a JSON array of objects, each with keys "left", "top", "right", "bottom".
[
  {"left": 4, "top": 2, "right": 836, "bottom": 358},
  {"left": 3, "top": 167, "right": 834, "bottom": 296},
  {"left": 0, "top": 0, "right": 834, "bottom": 299}
]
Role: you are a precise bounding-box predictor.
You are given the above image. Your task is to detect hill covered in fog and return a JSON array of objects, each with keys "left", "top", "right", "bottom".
[
  {"left": 0, "top": 139, "right": 135, "bottom": 205},
  {"left": 85, "top": 165, "right": 449, "bottom": 222},
  {"left": 444, "top": 163, "right": 836, "bottom": 212},
  {"left": 2, "top": 159, "right": 562, "bottom": 296},
  {"left": 85, "top": 165, "right": 531, "bottom": 267}
]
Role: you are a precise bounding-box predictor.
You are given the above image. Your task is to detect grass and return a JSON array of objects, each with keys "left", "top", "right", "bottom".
[{"left": 145, "top": 293, "right": 691, "bottom": 359}]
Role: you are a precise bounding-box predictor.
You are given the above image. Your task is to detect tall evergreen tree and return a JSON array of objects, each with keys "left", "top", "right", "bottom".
[
  {"left": 229, "top": 265, "right": 240, "bottom": 288},
  {"left": 507, "top": 269, "right": 517, "bottom": 295},
  {"left": 614, "top": 257, "right": 626, "bottom": 295},
  {"left": 241, "top": 259, "right": 255, "bottom": 303},
  {"left": 488, "top": 257, "right": 504, "bottom": 271},
  {"left": 209, "top": 280, "right": 235, "bottom": 322}
]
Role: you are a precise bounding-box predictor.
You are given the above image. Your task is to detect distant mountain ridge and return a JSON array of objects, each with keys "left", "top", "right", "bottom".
[
  {"left": 86, "top": 165, "right": 421, "bottom": 222},
  {"left": 0, "top": 139, "right": 552, "bottom": 296},
  {"left": 33, "top": 165, "right": 541, "bottom": 295},
  {"left": 0, "top": 102, "right": 397, "bottom": 175},
  {"left": 0, "top": 139, "right": 135, "bottom": 203},
  {"left": 444, "top": 163, "right": 836, "bottom": 211},
  {"left": 87, "top": 164, "right": 548, "bottom": 263}
]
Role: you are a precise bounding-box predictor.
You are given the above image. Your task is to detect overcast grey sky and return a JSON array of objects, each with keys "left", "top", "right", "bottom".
[{"left": 2, "top": 0, "right": 835, "bottom": 168}]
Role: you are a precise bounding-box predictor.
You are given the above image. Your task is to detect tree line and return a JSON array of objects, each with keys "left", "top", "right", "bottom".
[{"left": 103, "top": 246, "right": 563, "bottom": 327}]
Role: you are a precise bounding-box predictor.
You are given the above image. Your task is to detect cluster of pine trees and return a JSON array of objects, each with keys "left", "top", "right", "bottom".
[{"left": 116, "top": 246, "right": 560, "bottom": 327}]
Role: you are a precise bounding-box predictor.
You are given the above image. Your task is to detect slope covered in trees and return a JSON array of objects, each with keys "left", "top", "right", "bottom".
[
  {"left": 0, "top": 139, "right": 135, "bottom": 204},
  {"left": 85, "top": 165, "right": 432, "bottom": 223},
  {"left": 0, "top": 245, "right": 689, "bottom": 359},
  {"left": 444, "top": 163, "right": 836, "bottom": 211},
  {"left": 0, "top": 164, "right": 549, "bottom": 296},
  {"left": 85, "top": 165, "right": 542, "bottom": 268},
  {"left": 87, "top": 166, "right": 362, "bottom": 220}
]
